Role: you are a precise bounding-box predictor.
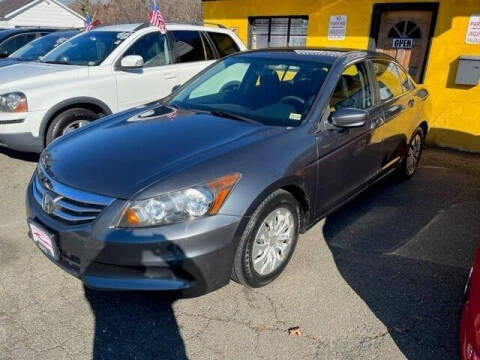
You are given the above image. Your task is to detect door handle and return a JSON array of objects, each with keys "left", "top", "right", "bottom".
[
  {"left": 408, "top": 99, "right": 415, "bottom": 108},
  {"left": 371, "top": 116, "right": 385, "bottom": 129},
  {"left": 164, "top": 73, "right": 176, "bottom": 80}
]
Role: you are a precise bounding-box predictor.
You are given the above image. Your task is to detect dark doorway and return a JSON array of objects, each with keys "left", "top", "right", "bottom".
[{"left": 369, "top": 3, "right": 439, "bottom": 83}]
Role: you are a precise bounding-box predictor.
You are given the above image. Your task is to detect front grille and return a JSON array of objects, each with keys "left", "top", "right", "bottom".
[{"left": 32, "top": 165, "right": 114, "bottom": 225}]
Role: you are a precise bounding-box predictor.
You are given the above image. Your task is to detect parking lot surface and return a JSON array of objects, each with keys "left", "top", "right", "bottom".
[{"left": 1, "top": 146, "right": 479, "bottom": 360}]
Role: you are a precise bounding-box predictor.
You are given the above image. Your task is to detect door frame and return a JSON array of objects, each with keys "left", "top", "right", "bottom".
[{"left": 368, "top": 2, "right": 439, "bottom": 83}]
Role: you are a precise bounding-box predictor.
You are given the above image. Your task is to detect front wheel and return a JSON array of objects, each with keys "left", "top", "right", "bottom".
[
  {"left": 46, "top": 108, "right": 100, "bottom": 145},
  {"left": 398, "top": 127, "right": 424, "bottom": 179},
  {"left": 232, "top": 190, "right": 300, "bottom": 288}
]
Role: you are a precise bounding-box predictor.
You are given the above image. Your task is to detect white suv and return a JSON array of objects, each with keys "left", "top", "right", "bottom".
[{"left": 0, "top": 23, "right": 246, "bottom": 152}]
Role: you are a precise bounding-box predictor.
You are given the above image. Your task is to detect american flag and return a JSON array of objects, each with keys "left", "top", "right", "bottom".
[
  {"left": 149, "top": 3, "right": 167, "bottom": 34},
  {"left": 85, "top": 15, "right": 93, "bottom": 31}
]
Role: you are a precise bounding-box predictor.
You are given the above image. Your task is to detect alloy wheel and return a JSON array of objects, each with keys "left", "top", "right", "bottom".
[
  {"left": 406, "top": 133, "right": 422, "bottom": 175},
  {"left": 252, "top": 207, "right": 295, "bottom": 276}
]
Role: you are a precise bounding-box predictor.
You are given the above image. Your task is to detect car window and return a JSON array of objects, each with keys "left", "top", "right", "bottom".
[
  {"left": 396, "top": 65, "right": 414, "bottom": 92},
  {"left": 1, "top": 33, "right": 38, "bottom": 54},
  {"left": 172, "top": 30, "right": 206, "bottom": 63},
  {"left": 208, "top": 32, "right": 240, "bottom": 58},
  {"left": 10, "top": 32, "right": 76, "bottom": 61},
  {"left": 170, "top": 56, "right": 330, "bottom": 127},
  {"left": 330, "top": 62, "right": 373, "bottom": 112},
  {"left": 373, "top": 61, "right": 404, "bottom": 102},
  {"left": 42, "top": 31, "right": 130, "bottom": 66},
  {"left": 123, "top": 32, "right": 171, "bottom": 67}
]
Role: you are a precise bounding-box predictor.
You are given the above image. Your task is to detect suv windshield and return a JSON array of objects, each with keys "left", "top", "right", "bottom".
[
  {"left": 41, "top": 31, "right": 129, "bottom": 66},
  {"left": 170, "top": 56, "right": 330, "bottom": 127},
  {"left": 10, "top": 31, "right": 76, "bottom": 61}
]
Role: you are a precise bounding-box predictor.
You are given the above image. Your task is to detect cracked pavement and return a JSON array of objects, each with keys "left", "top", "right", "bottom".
[{"left": 1, "top": 146, "right": 479, "bottom": 359}]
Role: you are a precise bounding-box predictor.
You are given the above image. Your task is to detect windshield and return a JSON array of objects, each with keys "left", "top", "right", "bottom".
[
  {"left": 10, "top": 32, "right": 76, "bottom": 61},
  {"left": 170, "top": 56, "right": 330, "bottom": 127},
  {"left": 41, "top": 31, "right": 130, "bottom": 66}
]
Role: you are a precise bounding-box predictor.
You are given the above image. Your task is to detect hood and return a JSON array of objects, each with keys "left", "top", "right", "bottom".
[
  {"left": 44, "top": 106, "right": 273, "bottom": 199},
  {"left": 0, "top": 58, "right": 20, "bottom": 68},
  {"left": 0, "top": 62, "right": 87, "bottom": 91}
]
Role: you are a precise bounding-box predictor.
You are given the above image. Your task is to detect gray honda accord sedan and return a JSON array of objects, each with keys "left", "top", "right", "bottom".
[{"left": 26, "top": 48, "right": 429, "bottom": 296}]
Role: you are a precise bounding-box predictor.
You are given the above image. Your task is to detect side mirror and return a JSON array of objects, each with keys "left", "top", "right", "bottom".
[
  {"left": 0, "top": 45, "right": 9, "bottom": 58},
  {"left": 120, "top": 55, "right": 144, "bottom": 69},
  {"left": 330, "top": 107, "right": 367, "bottom": 128},
  {"left": 171, "top": 84, "right": 181, "bottom": 93}
]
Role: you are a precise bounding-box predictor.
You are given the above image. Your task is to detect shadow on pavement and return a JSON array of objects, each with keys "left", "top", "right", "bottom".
[
  {"left": 84, "top": 288, "right": 188, "bottom": 360},
  {"left": 0, "top": 146, "right": 39, "bottom": 162},
  {"left": 80, "top": 235, "right": 212, "bottom": 360},
  {"left": 323, "top": 165, "right": 480, "bottom": 359}
]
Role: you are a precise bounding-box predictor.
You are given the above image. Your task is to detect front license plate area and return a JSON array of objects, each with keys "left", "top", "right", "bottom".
[{"left": 28, "top": 219, "right": 59, "bottom": 260}]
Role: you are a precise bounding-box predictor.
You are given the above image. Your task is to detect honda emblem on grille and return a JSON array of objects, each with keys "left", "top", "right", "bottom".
[{"left": 42, "top": 192, "right": 61, "bottom": 214}]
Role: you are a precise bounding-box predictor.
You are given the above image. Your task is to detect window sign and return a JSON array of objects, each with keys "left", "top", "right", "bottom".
[
  {"left": 466, "top": 14, "right": 480, "bottom": 44},
  {"left": 328, "top": 15, "right": 347, "bottom": 40},
  {"left": 392, "top": 38, "right": 413, "bottom": 49}
]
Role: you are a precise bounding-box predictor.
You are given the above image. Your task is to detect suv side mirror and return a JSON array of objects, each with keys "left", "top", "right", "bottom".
[
  {"left": 0, "top": 45, "right": 9, "bottom": 58},
  {"left": 120, "top": 55, "right": 144, "bottom": 69},
  {"left": 330, "top": 107, "right": 367, "bottom": 128},
  {"left": 171, "top": 85, "right": 181, "bottom": 93}
]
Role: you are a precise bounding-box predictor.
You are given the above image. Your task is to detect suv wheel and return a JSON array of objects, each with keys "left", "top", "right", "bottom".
[
  {"left": 399, "top": 127, "right": 424, "bottom": 179},
  {"left": 232, "top": 190, "right": 300, "bottom": 288},
  {"left": 46, "top": 108, "right": 100, "bottom": 145}
]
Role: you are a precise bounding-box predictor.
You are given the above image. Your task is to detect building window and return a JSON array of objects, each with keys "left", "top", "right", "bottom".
[{"left": 249, "top": 16, "right": 309, "bottom": 49}]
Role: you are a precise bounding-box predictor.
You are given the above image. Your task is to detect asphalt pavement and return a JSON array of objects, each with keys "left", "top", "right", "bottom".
[{"left": 1, "top": 146, "right": 479, "bottom": 359}]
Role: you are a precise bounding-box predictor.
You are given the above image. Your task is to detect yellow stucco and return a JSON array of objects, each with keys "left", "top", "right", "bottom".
[{"left": 204, "top": 0, "right": 480, "bottom": 152}]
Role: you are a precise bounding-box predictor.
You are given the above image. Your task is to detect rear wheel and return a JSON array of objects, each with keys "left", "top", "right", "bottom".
[
  {"left": 232, "top": 190, "right": 300, "bottom": 288},
  {"left": 398, "top": 128, "right": 424, "bottom": 179},
  {"left": 46, "top": 108, "right": 100, "bottom": 145}
]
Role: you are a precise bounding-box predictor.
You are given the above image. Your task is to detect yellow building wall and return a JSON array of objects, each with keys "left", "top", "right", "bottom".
[{"left": 204, "top": 0, "right": 480, "bottom": 152}]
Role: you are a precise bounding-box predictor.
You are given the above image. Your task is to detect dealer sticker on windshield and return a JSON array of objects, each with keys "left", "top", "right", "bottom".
[{"left": 289, "top": 113, "right": 302, "bottom": 121}]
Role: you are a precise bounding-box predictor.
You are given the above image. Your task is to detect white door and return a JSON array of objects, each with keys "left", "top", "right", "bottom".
[{"left": 115, "top": 32, "right": 177, "bottom": 110}]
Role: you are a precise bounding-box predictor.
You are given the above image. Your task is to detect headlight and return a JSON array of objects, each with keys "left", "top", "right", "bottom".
[
  {"left": 117, "top": 173, "right": 241, "bottom": 228},
  {"left": 0, "top": 92, "right": 28, "bottom": 112}
]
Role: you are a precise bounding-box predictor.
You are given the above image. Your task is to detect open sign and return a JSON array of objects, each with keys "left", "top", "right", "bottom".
[{"left": 392, "top": 38, "right": 413, "bottom": 49}]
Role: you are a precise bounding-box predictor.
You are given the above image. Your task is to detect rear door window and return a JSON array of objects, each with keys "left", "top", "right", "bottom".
[
  {"left": 396, "top": 65, "right": 415, "bottom": 92},
  {"left": 373, "top": 61, "right": 404, "bottom": 102},
  {"left": 208, "top": 32, "right": 240, "bottom": 58},
  {"left": 172, "top": 30, "right": 206, "bottom": 63}
]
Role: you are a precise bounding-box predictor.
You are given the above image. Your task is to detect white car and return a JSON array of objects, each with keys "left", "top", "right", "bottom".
[{"left": 0, "top": 23, "right": 246, "bottom": 152}]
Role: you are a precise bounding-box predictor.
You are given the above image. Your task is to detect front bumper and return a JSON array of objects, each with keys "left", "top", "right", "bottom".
[
  {"left": 26, "top": 180, "right": 243, "bottom": 296},
  {"left": 0, "top": 110, "right": 45, "bottom": 152}
]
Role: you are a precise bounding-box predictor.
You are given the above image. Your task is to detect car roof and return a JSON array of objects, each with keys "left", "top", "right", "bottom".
[
  {"left": 0, "top": 27, "right": 58, "bottom": 41},
  {"left": 42, "top": 29, "right": 78, "bottom": 38},
  {"left": 92, "top": 22, "right": 235, "bottom": 34},
  {"left": 233, "top": 47, "right": 394, "bottom": 65}
]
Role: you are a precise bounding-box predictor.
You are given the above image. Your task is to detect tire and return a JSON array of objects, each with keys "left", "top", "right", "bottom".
[
  {"left": 398, "top": 127, "right": 424, "bottom": 179},
  {"left": 46, "top": 108, "right": 100, "bottom": 145},
  {"left": 232, "top": 190, "right": 300, "bottom": 288}
]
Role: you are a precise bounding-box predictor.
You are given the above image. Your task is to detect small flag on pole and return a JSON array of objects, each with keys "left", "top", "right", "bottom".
[
  {"left": 149, "top": 1, "right": 167, "bottom": 34},
  {"left": 85, "top": 14, "right": 94, "bottom": 31}
]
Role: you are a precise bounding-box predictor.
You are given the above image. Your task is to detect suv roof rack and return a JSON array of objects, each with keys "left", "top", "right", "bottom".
[{"left": 167, "top": 21, "right": 226, "bottom": 29}]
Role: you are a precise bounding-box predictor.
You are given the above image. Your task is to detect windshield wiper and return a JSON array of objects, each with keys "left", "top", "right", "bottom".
[
  {"left": 198, "top": 109, "right": 262, "bottom": 125},
  {"left": 43, "top": 60, "right": 70, "bottom": 65}
]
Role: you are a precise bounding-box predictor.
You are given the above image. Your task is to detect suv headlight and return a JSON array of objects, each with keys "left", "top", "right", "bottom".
[
  {"left": 0, "top": 92, "right": 28, "bottom": 113},
  {"left": 116, "top": 173, "right": 241, "bottom": 228}
]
